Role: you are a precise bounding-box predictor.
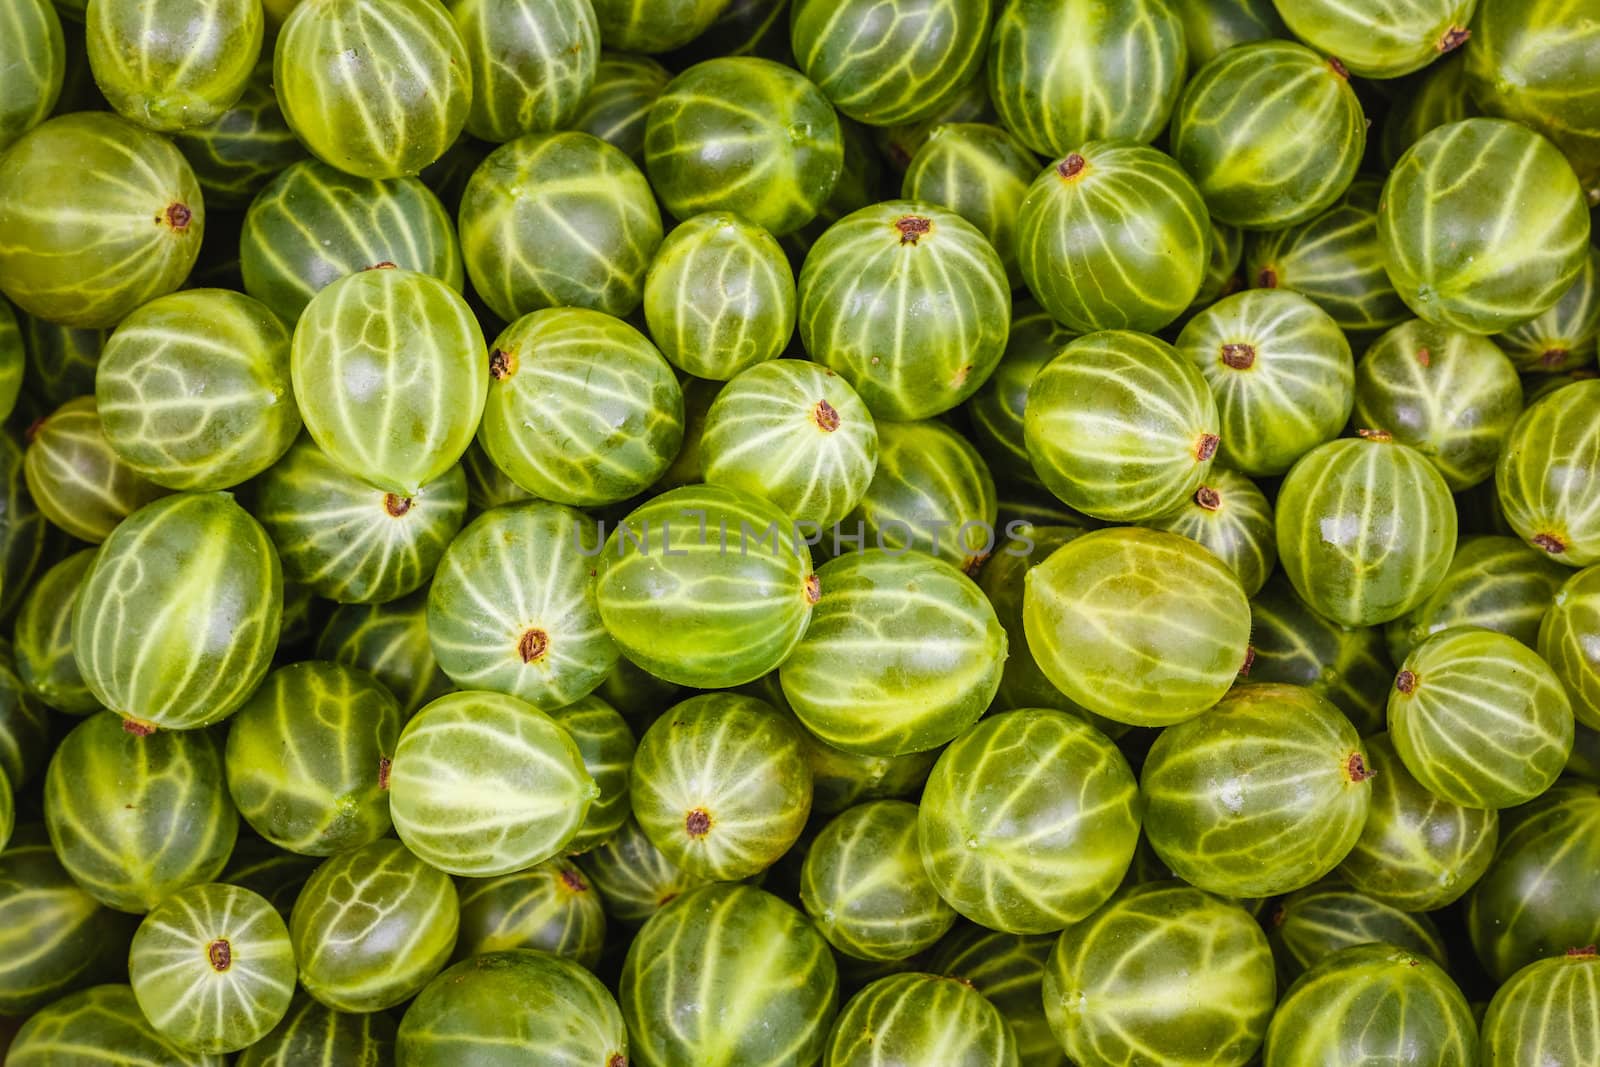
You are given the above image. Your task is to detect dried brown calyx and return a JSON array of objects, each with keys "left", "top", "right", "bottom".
[
  {"left": 1356, "top": 428, "right": 1393, "bottom": 442},
  {"left": 685, "top": 808, "right": 712, "bottom": 838},
  {"left": 23, "top": 416, "right": 45, "bottom": 444},
  {"left": 804, "top": 574, "right": 821, "bottom": 604},
  {"left": 1438, "top": 26, "right": 1471, "bottom": 52},
  {"left": 164, "top": 202, "right": 192, "bottom": 230},
  {"left": 122, "top": 719, "right": 157, "bottom": 737},
  {"left": 1195, "top": 434, "right": 1220, "bottom": 462},
  {"left": 1195, "top": 485, "right": 1222, "bottom": 511},
  {"left": 518, "top": 628, "right": 549, "bottom": 663},
  {"left": 1239, "top": 646, "right": 1256, "bottom": 676},
  {"left": 1532, "top": 532, "right": 1568, "bottom": 555},
  {"left": 896, "top": 215, "right": 932, "bottom": 245},
  {"left": 1346, "top": 752, "right": 1375, "bottom": 782},
  {"left": 1395, "top": 670, "right": 1417, "bottom": 694},
  {"left": 1416, "top": 348, "right": 1432, "bottom": 367},
  {"left": 208, "top": 939, "right": 232, "bottom": 972},
  {"left": 812, "top": 399, "right": 840, "bottom": 432},
  {"left": 608, "top": 1055, "right": 629, "bottom": 1067},
  {"left": 961, "top": 553, "right": 988, "bottom": 576},
  {"left": 378, "top": 756, "right": 392, "bottom": 790},
  {"left": 367, "top": 261, "right": 398, "bottom": 270},
  {"left": 489, "top": 348, "right": 514, "bottom": 380},
  {"left": 1566, "top": 945, "right": 1598, "bottom": 958},
  {"left": 1328, "top": 56, "right": 1350, "bottom": 79},
  {"left": 1257, "top": 266, "right": 1278, "bottom": 289},
  {"left": 1221, "top": 343, "right": 1255, "bottom": 370},
  {"left": 1542, "top": 348, "right": 1570, "bottom": 368},
  {"left": 383, "top": 494, "right": 412, "bottom": 517},
  {"left": 561, "top": 866, "right": 589, "bottom": 893},
  {"left": 1057, "top": 153, "right": 1087, "bottom": 180}
]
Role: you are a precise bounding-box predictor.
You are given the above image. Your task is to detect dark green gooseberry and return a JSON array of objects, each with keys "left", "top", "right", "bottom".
[
  {"left": 224, "top": 661, "right": 400, "bottom": 857},
  {"left": 1465, "top": 0, "right": 1600, "bottom": 194},
  {"left": 274, "top": 0, "right": 469, "bottom": 179},
  {"left": 966, "top": 302, "right": 1074, "bottom": 488},
  {"left": 291, "top": 267, "right": 487, "bottom": 497},
  {"left": 792, "top": 0, "right": 990, "bottom": 126},
  {"left": 595, "top": 484, "right": 816, "bottom": 689},
  {"left": 1480, "top": 949, "right": 1600, "bottom": 1067},
  {"left": 97, "top": 287, "right": 300, "bottom": 491},
  {"left": 478, "top": 308, "right": 684, "bottom": 507},
  {"left": 0, "top": 112, "right": 203, "bottom": 329},
  {"left": 253, "top": 437, "right": 466, "bottom": 605},
  {"left": 289, "top": 839, "right": 458, "bottom": 1013},
  {"left": 664, "top": 0, "right": 794, "bottom": 66},
  {"left": 459, "top": 130, "right": 663, "bottom": 321},
  {"left": 1245, "top": 178, "right": 1410, "bottom": 334},
  {"left": 1025, "top": 331, "right": 1220, "bottom": 522},
  {"left": 780, "top": 548, "right": 1005, "bottom": 757},
  {"left": 0, "top": 302, "right": 23, "bottom": 421},
  {"left": 931, "top": 925, "right": 1063, "bottom": 1067},
  {"left": 1145, "top": 467, "right": 1277, "bottom": 598},
  {"left": 590, "top": 0, "right": 727, "bottom": 52},
  {"left": 1497, "top": 379, "right": 1600, "bottom": 566},
  {"left": 1387, "top": 534, "right": 1569, "bottom": 664},
  {"left": 642, "top": 211, "right": 796, "bottom": 381},
  {"left": 567, "top": 52, "right": 672, "bottom": 162},
  {"left": 798, "top": 200, "right": 1011, "bottom": 421},
  {"left": 397, "top": 949, "right": 627, "bottom": 1067},
  {"left": 919, "top": 708, "right": 1141, "bottom": 934},
  {"left": 618, "top": 884, "right": 839, "bottom": 1067},
  {"left": 1272, "top": 0, "right": 1474, "bottom": 79},
  {"left": 0, "top": 429, "right": 52, "bottom": 623},
  {"left": 1542, "top": 564, "right": 1600, "bottom": 730},
  {"left": 0, "top": 825, "right": 134, "bottom": 1016},
  {"left": 219, "top": 838, "right": 322, "bottom": 923},
  {"left": 1141, "top": 683, "right": 1372, "bottom": 898},
  {"left": 631, "top": 692, "right": 810, "bottom": 882},
  {"left": 315, "top": 590, "right": 455, "bottom": 718},
  {"left": 1023, "top": 527, "right": 1250, "bottom": 727},
  {"left": 450, "top": 0, "right": 598, "bottom": 143},
  {"left": 875, "top": 70, "right": 993, "bottom": 171},
  {"left": 1170, "top": 0, "right": 1286, "bottom": 73},
  {"left": 1496, "top": 245, "right": 1600, "bottom": 373},
  {"left": 240, "top": 159, "right": 463, "bottom": 323},
  {"left": 547, "top": 696, "right": 635, "bottom": 854},
  {"left": 170, "top": 60, "right": 307, "bottom": 210},
  {"left": 0, "top": 641, "right": 50, "bottom": 789},
  {"left": 644, "top": 57, "right": 843, "bottom": 236},
  {"left": 1467, "top": 784, "right": 1600, "bottom": 982},
  {"left": 1267, "top": 883, "right": 1449, "bottom": 985},
  {"left": 1380, "top": 51, "right": 1480, "bottom": 166},
  {"left": 235, "top": 994, "right": 397, "bottom": 1067},
  {"left": 846, "top": 418, "right": 995, "bottom": 571},
  {"left": 827, "top": 972, "right": 1019, "bottom": 1066},
  {"left": 1389, "top": 627, "right": 1573, "bottom": 809},
  {"left": 1275, "top": 432, "right": 1457, "bottom": 627},
  {"left": 1380, "top": 118, "right": 1589, "bottom": 334},
  {"left": 1170, "top": 41, "right": 1365, "bottom": 230},
  {"left": 1263, "top": 943, "right": 1477, "bottom": 1067},
  {"left": 128, "top": 883, "right": 295, "bottom": 1054},
  {"left": 1017, "top": 142, "right": 1210, "bottom": 334},
  {"left": 86, "top": 0, "right": 261, "bottom": 132},
  {"left": 44, "top": 711, "right": 238, "bottom": 913},
  {"left": 1353, "top": 319, "right": 1524, "bottom": 491},
  {"left": 1337, "top": 732, "right": 1499, "bottom": 912},
  {"left": 387, "top": 690, "right": 597, "bottom": 877},
  {"left": 19, "top": 312, "right": 103, "bottom": 408},
  {"left": 8, "top": 984, "right": 224, "bottom": 1067},
  {"left": 800, "top": 799, "right": 956, "bottom": 962},
  {"left": 0, "top": 0, "right": 64, "bottom": 153},
  {"left": 987, "top": 0, "right": 1187, "bottom": 157},
  {"left": 22, "top": 396, "right": 168, "bottom": 543},
  {"left": 456, "top": 858, "right": 607, "bottom": 969},
  {"left": 576, "top": 816, "right": 708, "bottom": 925},
  {"left": 1043, "top": 882, "right": 1277, "bottom": 1067},
  {"left": 902, "top": 122, "right": 1039, "bottom": 288},
  {"left": 72, "top": 491, "right": 282, "bottom": 731},
  {"left": 13, "top": 549, "right": 99, "bottom": 715},
  {"left": 1176, "top": 288, "right": 1353, "bottom": 478}
]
